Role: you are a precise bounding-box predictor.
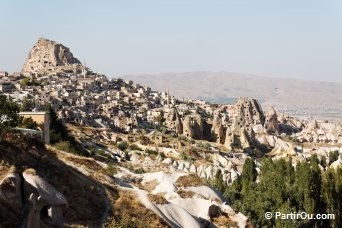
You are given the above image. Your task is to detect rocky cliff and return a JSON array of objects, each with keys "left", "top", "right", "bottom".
[{"left": 22, "top": 38, "right": 83, "bottom": 74}]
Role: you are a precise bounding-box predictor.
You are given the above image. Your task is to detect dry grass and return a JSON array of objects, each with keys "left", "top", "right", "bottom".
[
  {"left": 141, "top": 179, "right": 159, "bottom": 192},
  {"left": 105, "top": 164, "right": 118, "bottom": 176},
  {"left": 148, "top": 193, "right": 168, "bottom": 205},
  {"left": 212, "top": 215, "right": 238, "bottom": 227},
  {"left": 23, "top": 168, "right": 37, "bottom": 175},
  {"left": 113, "top": 190, "right": 167, "bottom": 227},
  {"left": 0, "top": 164, "right": 12, "bottom": 180},
  {"left": 0, "top": 136, "right": 108, "bottom": 226},
  {"left": 175, "top": 174, "right": 203, "bottom": 187},
  {"left": 177, "top": 189, "right": 195, "bottom": 198},
  {"left": 61, "top": 155, "right": 104, "bottom": 172}
]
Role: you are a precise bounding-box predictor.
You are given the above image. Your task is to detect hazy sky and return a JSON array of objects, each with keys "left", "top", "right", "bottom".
[{"left": 1, "top": 0, "right": 341, "bottom": 82}]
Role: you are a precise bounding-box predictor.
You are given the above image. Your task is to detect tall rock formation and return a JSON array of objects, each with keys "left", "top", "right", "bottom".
[
  {"left": 166, "top": 107, "right": 183, "bottom": 134},
  {"left": 183, "top": 116, "right": 193, "bottom": 138},
  {"left": 223, "top": 98, "right": 264, "bottom": 150},
  {"left": 211, "top": 110, "right": 224, "bottom": 144},
  {"left": 182, "top": 112, "right": 204, "bottom": 139},
  {"left": 22, "top": 38, "right": 84, "bottom": 74},
  {"left": 264, "top": 107, "right": 279, "bottom": 134},
  {"left": 231, "top": 98, "right": 265, "bottom": 133},
  {"left": 193, "top": 113, "right": 204, "bottom": 139}
]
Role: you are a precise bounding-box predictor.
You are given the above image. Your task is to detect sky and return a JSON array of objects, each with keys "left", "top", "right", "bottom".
[{"left": 0, "top": 0, "right": 341, "bottom": 82}]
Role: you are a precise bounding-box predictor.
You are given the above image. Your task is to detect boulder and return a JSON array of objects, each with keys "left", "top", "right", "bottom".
[
  {"left": 23, "top": 169, "right": 68, "bottom": 227},
  {"left": 208, "top": 204, "right": 221, "bottom": 219}
]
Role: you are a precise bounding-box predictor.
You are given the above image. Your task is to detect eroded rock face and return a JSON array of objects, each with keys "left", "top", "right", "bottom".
[
  {"left": 182, "top": 113, "right": 204, "bottom": 139},
  {"left": 166, "top": 107, "right": 183, "bottom": 134},
  {"left": 264, "top": 107, "right": 279, "bottom": 134},
  {"left": 23, "top": 169, "right": 68, "bottom": 228},
  {"left": 22, "top": 38, "right": 83, "bottom": 73},
  {"left": 297, "top": 121, "right": 341, "bottom": 144},
  {"left": 193, "top": 113, "right": 204, "bottom": 139},
  {"left": 183, "top": 116, "right": 193, "bottom": 138},
  {"left": 0, "top": 172, "right": 22, "bottom": 206},
  {"left": 211, "top": 111, "right": 224, "bottom": 144},
  {"left": 0, "top": 168, "right": 68, "bottom": 228},
  {"left": 231, "top": 98, "right": 265, "bottom": 134}
]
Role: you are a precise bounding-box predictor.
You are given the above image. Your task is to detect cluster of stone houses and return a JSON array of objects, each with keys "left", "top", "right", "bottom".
[{"left": 0, "top": 70, "right": 208, "bottom": 133}]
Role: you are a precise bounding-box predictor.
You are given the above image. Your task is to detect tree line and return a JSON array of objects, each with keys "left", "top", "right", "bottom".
[{"left": 212, "top": 156, "right": 341, "bottom": 227}]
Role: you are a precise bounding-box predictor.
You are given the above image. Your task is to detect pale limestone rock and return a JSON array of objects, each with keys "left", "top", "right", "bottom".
[
  {"left": 173, "top": 160, "right": 179, "bottom": 167},
  {"left": 308, "top": 119, "right": 319, "bottom": 130},
  {"left": 211, "top": 111, "right": 225, "bottom": 143},
  {"left": 162, "top": 158, "right": 173, "bottom": 164},
  {"left": 22, "top": 38, "right": 84, "bottom": 74},
  {"left": 166, "top": 107, "right": 183, "bottom": 134},
  {"left": 264, "top": 107, "right": 279, "bottom": 134},
  {"left": 182, "top": 112, "right": 204, "bottom": 139},
  {"left": 190, "top": 165, "right": 197, "bottom": 173},
  {"left": 23, "top": 169, "right": 68, "bottom": 227},
  {"left": 205, "top": 165, "right": 214, "bottom": 179},
  {"left": 178, "top": 162, "right": 185, "bottom": 170},
  {"left": 183, "top": 116, "right": 193, "bottom": 138}
]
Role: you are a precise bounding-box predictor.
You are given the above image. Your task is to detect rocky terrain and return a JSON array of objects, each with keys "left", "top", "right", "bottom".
[
  {"left": 1, "top": 38, "right": 341, "bottom": 227},
  {"left": 21, "top": 38, "right": 85, "bottom": 74}
]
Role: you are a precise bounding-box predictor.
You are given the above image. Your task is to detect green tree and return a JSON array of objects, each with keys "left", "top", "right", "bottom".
[
  {"left": 214, "top": 169, "right": 225, "bottom": 194},
  {"left": 20, "top": 98, "right": 35, "bottom": 111},
  {"left": 154, "top": 114, "right": 165, "bottom": 126},
  {"left": 322, "top": 167, "right": 342, "bottom": 227},
  {"left": 0, "top": 94, "right": 20, "bottom": 140},
  {"left": 241, "top": 157, "right": 257, "bottom": 195},
  {"left": 294, "top": 158, "right": 324, "bottom": 227},
  {"left": 224, "top": 157, "right": 341, "bottom": 227},
  {"left": 329, "top": 151, "right": 339, "bottom": 165},
  {"left": 20, "top": 77, "right": 40, "bottom": 86},
  {"left": 44, "top": 104, "right": 86, "bottom": 156},
  {"left": 320, "top": 156, "right": 327, "bottom": 168},
  {"left": 117, "top": 141, "right": 129, "bottom": 151},
  {"left": 224, "top": 175, "right": 242, "bottom": 204},
  {"left": 18, "top": 117, "right": 38, "bottom": 130},
  {"left": 44, "top": 105, "right": 67, "bottom": 143}
]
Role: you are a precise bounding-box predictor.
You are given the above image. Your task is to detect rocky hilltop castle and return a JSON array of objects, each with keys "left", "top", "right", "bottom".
[{"left": 21, "top": 38, "right": 85, "bottom": 74}]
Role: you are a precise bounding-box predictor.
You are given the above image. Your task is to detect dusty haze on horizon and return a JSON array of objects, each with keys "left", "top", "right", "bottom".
[{"left": 1, "top": 1, "right": 342, "bottom": 82}]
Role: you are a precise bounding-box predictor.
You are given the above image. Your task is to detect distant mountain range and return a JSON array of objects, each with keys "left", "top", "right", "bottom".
[{"left": 122, "top": 71, "right": 342, "bottom": 119}]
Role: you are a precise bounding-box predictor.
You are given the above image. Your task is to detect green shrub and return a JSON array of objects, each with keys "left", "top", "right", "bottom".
[
  {"left": 117, "top": 141, "right": 129, "bottom": 151},
  {"left": 97, "top": 149, "right": 106, "bottom": 156},
  {"left": 329, "top": 150, "right": 339, "bottom": 165},
  {"left": 129, "top": 144, "right": 141, "bottom": 151},
  {"left": 145, "top": 149, "right": 158, "bottom": 157},
  {"left": 159, "top": 152, "right": 166, "bottom": 159},
  {"left": 134, "top": 168, "right": 145, "bottom": 174},
  {"left": 179, "top": 151, "right": 187, "bottom": 160},
  {"left": 105, "top": 165, "right": 118, "bottom": 176},
  {"left": 54, "top": 141, "right": 78, "bottom": 154}
]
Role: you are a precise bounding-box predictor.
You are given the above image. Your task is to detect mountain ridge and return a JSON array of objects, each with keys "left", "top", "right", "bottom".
[{"left": 122, "top": 71, "right": 342, "bottom": 118}]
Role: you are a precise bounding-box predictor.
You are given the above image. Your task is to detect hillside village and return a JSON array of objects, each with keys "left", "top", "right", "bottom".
[{"left": 0, "top": 38, "right": 341, "bottom": 228}]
